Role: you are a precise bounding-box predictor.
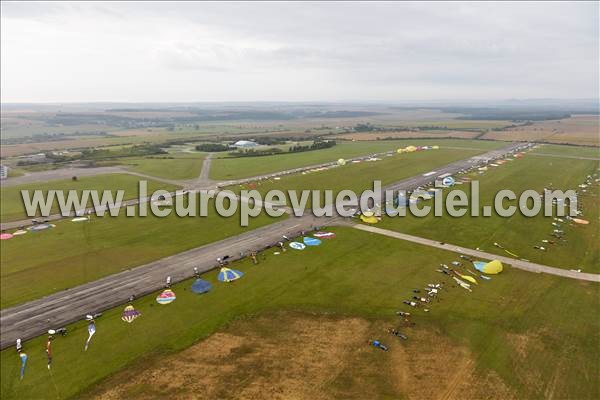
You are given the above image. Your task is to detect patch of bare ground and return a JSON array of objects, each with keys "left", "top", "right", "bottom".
[
  {"left": 482, "top": 115, "right": 600, "bottom": 146},
  {"left": 330, "top": 130, "right": 480, "bottom": 141},
  {"left": 88, "top": 313, "right": 514, "bottom": 400}
]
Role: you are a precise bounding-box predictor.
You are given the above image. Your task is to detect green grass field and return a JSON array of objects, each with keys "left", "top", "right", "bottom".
[
  {"left": 210, "top": 139, "right": 504, "bottom": 180},
  {"left": 227, "top": 147, "right": 487, "bottom": 208},
  {"left": 115, "top": 153, "right": 206, "bottom": 180},
  {"left": 0, "top": 201, "right": 281, "bottom": 308},
  {"left": 378, "top": 150, "right": 600, "bottom": 272},
  {"left": 1, "top": 227, "right": 597, "bottom": 399},
  {"left": 531, "top": 144, "right": 600, "bottom": 158},
  {"left": 0, "top": 174, "right": 179, "bottom": 222}
]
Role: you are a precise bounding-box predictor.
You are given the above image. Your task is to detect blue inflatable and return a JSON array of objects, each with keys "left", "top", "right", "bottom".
[{"left": 303, "top": 237, "right": 322, "bottom": 246}]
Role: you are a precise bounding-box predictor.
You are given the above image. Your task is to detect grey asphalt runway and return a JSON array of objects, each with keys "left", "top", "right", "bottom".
[
  {"left": 0, "top": 166, "right": 125, "bottom": 187},
  {"left": 5, "top": 141, "right": 593, "bottom": 350},
  {"left": 0, "top": 214, "right": 336, "bottom": 350}
]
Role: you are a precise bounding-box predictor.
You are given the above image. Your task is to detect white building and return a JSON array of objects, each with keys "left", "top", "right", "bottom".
[{"left": 232, "top": 140, "right": 258, "bottom": 148}]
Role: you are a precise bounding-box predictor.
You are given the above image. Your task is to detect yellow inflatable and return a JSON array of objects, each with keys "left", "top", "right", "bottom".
[
  {"left": 460, "top": 275, "right": 478, "bottom": 284},
  {"left": 360, "top": 214, "right": 379, "bottom": 224},
  {"left": 482, "top": 260, "right": 503, "bottom": 274}
]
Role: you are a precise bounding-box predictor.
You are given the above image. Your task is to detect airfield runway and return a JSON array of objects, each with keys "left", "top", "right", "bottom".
[{"left": 1, "top": 142, "right": 546, "bottom": 349}]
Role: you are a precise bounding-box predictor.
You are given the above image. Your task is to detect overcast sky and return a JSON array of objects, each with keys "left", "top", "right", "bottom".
[{"left": 1, "top": 1, "right": 598, "bottom": 103}]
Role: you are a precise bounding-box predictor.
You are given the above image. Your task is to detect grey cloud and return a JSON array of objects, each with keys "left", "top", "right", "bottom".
[{"left": 1, "top": 1, "right": 597, "bottom": 102}]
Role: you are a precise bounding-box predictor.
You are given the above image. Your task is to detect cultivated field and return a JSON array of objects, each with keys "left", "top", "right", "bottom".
[
  {"left": 329, "top": 129, "right": 481, "bottom": 141},
  {"left": 1, "top": 227, "right": 597, "bottom": 399},
  {"left": 482, "top": 115, "right": 600, "bottom": 146}
]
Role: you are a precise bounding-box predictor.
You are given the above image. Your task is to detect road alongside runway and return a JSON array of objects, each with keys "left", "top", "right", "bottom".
[{"left": 354, "top": 225, "right": 600, "bottom": 282}]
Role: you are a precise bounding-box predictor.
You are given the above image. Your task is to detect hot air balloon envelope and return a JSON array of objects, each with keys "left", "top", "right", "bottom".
[
  {"left": 473, "top": 260, "right": 503, "bottom": 274},
  {"left": 156, "top": 289, "right": 176, "bottom": 304},
  {"left": 191, "top": 279, "right": 212, "bottom": 294},
  {"left": 218, "top": 267, "right": 244, "bottom": 282},
  {"left": 289, "top": 241, "right": 306, "bottom": 250}
]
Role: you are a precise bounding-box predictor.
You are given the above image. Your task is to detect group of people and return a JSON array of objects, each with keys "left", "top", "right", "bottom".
[{"left": 369, "top": 278, "right": 447, "bottom": 352}]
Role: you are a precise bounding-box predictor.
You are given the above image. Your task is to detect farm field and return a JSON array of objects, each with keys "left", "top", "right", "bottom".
[
  {"left": 389, "top": 119, "right": 513, "bottom": 129},
  {"left": 0, "top": 200, "right": 281, "bottom": 308},
  {"left": 482, "top": 115, "right": 600, "bottom": 146},
  {"left": 114, "top": 153, "right": 206, "bottom": 180},
  {"left": 329, "top": 129, "right": 481, "bottom": 140},
  {"left": 210, "top": 139, "right": 503, "bottom": 180},
  {"left": 378, "top": 149, "right": 600, "bottom": 273},
  {"left": 1, "top": 131, "right": 207, "bottom": 158},
  {"left": 0, "top": 174, "right": 179, "bottom": 222},
  {"left": 1, "top": 227, "right": 597, "bottom": 399}
]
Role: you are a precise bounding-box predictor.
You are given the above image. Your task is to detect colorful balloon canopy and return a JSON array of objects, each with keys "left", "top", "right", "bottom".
[
  {"left": 28, "top": 224, "right": 53, "bottom": 231},
  {"left": 12, "top": 230, "right": 27, "bottom": 236},
  {"left": 473, "top": 260, "right": 503, "bottom": 274},
  {"left": 191, "top": 279, "right": 212, "bottom": 294},
  {"left": 360, "top": 215, "right": 378, "bottom": 224},
  {"left": 442, "top": 176, "right": 455, "bottom": 186},
  {"left": 218, "top": 267, "right": 244, "bottom": 282},
  {"left": 460, "top": 275, "right": 478, "bottom": 284},
  {"left": 19, "top": 352, "right": 27, "bottom": 380},
  {"left": 0, "top": 233, "right": 13, "bottom": 240},
  {"left": 572, "top": 218, "right": 590, "bottom": 225},
  {"left": 303, "top": 237, "right": 321, "bottom": 246},
  {"left": 313, "top": 231, "right": 336, "bottom": 239},
  {"left": 156, "top": 289, "right": 176, "bottom": 304},
  {"left": 289, "top": 241, "right": 306, "bottom": 250},
  {"left": 121, "top": 305, "right": 141, "bottom": 323}
]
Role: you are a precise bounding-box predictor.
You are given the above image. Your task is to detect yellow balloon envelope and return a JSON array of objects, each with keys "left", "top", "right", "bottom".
[
  {"left": 483, "top": 260, "right": 503, "bottom": 274},
  {"left": 360, "top": 215, "right": 379, "bottom": 224},
  {"left": 460, "top": 275, "right": 478, "bottom": 284},
  {"left": 337, "top": 158, "right": 346, "bottom": 166}
]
